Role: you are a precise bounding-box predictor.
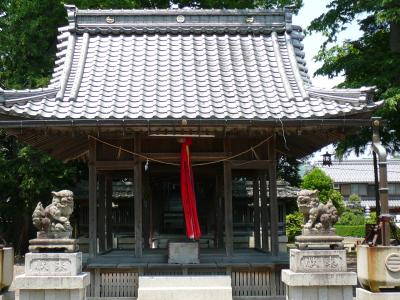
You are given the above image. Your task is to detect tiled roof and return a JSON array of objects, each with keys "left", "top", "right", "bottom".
[
  {"left": 319, "top": 160, "right": 400, "bottom": 183},
  {"left": 0, "top": 6, "right": 379, "bottom": 120},
  {"left": 233, "top": 179, "right": 300, "bottom": 199},
  {"left": 360, "top": 199, "right": 400, "bottom": 209}
]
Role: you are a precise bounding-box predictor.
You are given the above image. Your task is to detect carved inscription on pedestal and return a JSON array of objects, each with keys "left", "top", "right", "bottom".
[
  {"left": 30, "top": 258, "right": 72, "bottom": 275},
  {"left": 300, "top": 255, "right": 343, "bottom": 271}
]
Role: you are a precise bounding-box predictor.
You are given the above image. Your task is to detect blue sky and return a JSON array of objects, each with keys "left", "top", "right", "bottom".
[
  {"left": 292, "top": 1, "right": 370, "bottom": 162},
  {"left": 293, "top": 0, "right": 362, "bottom": 89}
]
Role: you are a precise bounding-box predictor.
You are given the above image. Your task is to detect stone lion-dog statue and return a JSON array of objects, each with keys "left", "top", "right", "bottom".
[
  {"left": 32, "top": 190, "right": 74, "bottom": 238},
  {"left": 297, "top": 189, "right": 338, "bottom": 233}
]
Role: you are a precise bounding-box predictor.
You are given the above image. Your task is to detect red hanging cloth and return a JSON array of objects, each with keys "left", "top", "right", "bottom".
[{"left": 180, "top": 138, "right": 201, "bottom": 240}]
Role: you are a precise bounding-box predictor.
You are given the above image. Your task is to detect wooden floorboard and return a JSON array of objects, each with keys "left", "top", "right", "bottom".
[{"left": 84, "top": 248, "right": 289, "bottom": 269}]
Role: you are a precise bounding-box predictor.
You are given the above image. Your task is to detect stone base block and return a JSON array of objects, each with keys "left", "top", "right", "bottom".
[
  {"left": 25, "top": 252, "right": 82, "bottom": 276},
  {"left": 295, "top": 235, "right": 344, "bottom": 250},
  {"left": 138, "top": 275, "right": 232, "bottom": 300},
  {"left": 168, "top": 242, "right": 199, "bottom": 264},
  {"left": 282, "top": 270, "right": 357, "bottom": 286},
  {"left": 29, "top": 239, "right": 78, "bottom": 253},
  {"left": 1, "top": 248, "right": 14, "bottom": 290},
  {"left": 19, "top": 289, "right": 85, "bottom": 300},
  {"left": 282, "top": 270, "right": 356, "bottom": 300},
  {"left": 289, "top": 249, "right": 347, "bottom": 273},
  {"left": 356, "top": 288, "right": 400, "bottom": 300},
  {"left": 286, "top": 285, "right": 353, "bottom": 300},
  {"left": 0, "top": 291, "right": 14, "bottom": 300},
  {"left": 14, "top": 273, "right": 90, "bottom": 290}
]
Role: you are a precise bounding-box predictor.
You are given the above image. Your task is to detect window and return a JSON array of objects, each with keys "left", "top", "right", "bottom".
[
  {"left": 350, "top": 184, "right": 368, "bottom": 196},
  {"left": 388, "top": 183, "right": 400, "bottom": 195},
  {"left": 367, "top": 185, "right": 375, "bottom": 197},
  {"left": 340, "top": 184, "right": 350, "bottom": 196}
]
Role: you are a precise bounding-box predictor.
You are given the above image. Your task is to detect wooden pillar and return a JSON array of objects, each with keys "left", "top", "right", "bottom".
[
  {"left": 88, "top": 137, "right": 97, "bottom": 257},
  {"left": 224, "top": 161, "right": 233, "bottom": 256},
  {"left": 98, "top": 174, "right": 106, "bottom": 253},
  {"left": 253, "top": 175, "right": 261, "bottom": 249},
  {"left": 260, "top": 171, "right": 269, "bottom": 252},
  {"left": 134, "top": 134, "right": 143, "bottom": 257},
  {"left": 268, "top": 135, "right": 279, "bottom": 256},
  {"left": 215, "top": 174, "right": 224, "bottom": 248},
  {"left": 105, "top": 176, "right": 113, "bottom": 250}
]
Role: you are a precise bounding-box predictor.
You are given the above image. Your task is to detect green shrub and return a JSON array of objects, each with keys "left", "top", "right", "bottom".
[
  {"left": 334, "top": 225, "right": 365, "bottom": 237},
  {"left": 337, "top": 211, "right": 366, "bottom": 225},
  {"left": 347, "top": 194, "right": 363, "bottom": 214},
  {"left": 366, "top": 211, "right": 377, "bottom": 224},
  {"left": 286, "top": 211, "right": 303, "bottom": 242},
  {"left": 301, "top": 168, "right": 345, "bottom": 215}
]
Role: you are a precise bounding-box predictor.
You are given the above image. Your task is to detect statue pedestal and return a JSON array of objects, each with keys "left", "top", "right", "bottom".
[
  {"left": 14, "top": 252, "right": 89, "bottom": 300},
  {"left": 356, "top": 288, "right": 400, "bottom": 300},
  {"left": 282, "top": 249, "right": 357, "bottom": 300},
  {"left": 168, "top": 242, "right": 199, "bottom": 264}
]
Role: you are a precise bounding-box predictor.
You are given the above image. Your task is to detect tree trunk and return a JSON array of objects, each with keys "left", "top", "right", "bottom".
[{"left": 390, "top": 22, "right": 400, "bottom": 53}]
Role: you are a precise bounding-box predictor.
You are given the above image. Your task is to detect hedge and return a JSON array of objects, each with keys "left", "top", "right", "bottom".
[{"left": 334, "top": 225, "right": 365, "bottom": 237}]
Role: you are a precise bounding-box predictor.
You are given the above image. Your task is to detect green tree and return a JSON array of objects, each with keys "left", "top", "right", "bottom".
[
  {"left": 277, "top": 155, "right": 301, "bottom": 187},
  {"left": 308, "top": 0, "right": 400, "bottom": 156},
  {"left": 301, "top": 168, "right": 345, "bottom": 214},
  {"left": 0, "top": 130, "right": 82, "bottom": 254}
]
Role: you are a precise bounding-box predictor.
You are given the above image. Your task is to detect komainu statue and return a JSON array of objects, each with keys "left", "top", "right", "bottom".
[
  {"left": 32, "top": 190, "right": 74, "bottom": 239},
  {"left": 297, "top": 189, "right": 338, "bottom": 232},
  {"left": 295, "top": 189, "right": 343, "bottom": 249}
]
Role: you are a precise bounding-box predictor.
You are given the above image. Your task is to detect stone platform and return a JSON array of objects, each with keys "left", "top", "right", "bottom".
[
  {"left": 14, "top": 252, "right": 89, "bottom": 300},
  {"left": 356, "top": 288, "right": 400, "bottom": 300},
  {"left": 282, "top": 249, "right": 356, "bottom": 300},
  {"left": 138, "top": 275, "right": 232, "bottom": 300}
]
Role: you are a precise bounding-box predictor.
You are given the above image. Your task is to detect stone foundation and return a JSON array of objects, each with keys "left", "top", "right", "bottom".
[
  {"left": 14, "top": 252, "right": 89, "bottom": 300},
  {"left": 282, "top": 249, "right": 356, "bottom": 300},
  {"left": 356, "top": 288, "right": 400, "bottom": 300},
  {"left": 138, "top": 275, "right": 232, "bottom": 300}
]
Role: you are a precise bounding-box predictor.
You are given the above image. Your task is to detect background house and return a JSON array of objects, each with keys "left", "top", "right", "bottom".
[{"left": 319, "top": 159, "right": 400, "bottom": 219}]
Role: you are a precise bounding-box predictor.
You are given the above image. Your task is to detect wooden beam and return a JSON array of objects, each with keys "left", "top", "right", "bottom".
[
  {"left": 134, "top": 134, "right": 143, "bottom": 257},
  {"left": 96, "top": 160, "right": 135, "bottom": 170},
  {"left": 253, "top": 175, "right": 261, "bottom": 249},
  {"left": 230, "top": 160, "right": 272, "bottom": 170},
  {"left": 260, "top": 171, "right": 269, "bottom": 252},
  {"left": 268, "top": 135, "right": 279, "bottom": 256},
  {"left": 98, "top": 175, "right": 106, "bottom": 253},
  {"left": 88, "top": 137, "right": 97, "bottom": 257},
  {"left": 144, "top": 152, "right": 227, "bottom": 162}
]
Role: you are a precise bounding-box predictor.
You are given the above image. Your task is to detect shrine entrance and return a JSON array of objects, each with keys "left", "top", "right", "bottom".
[{"left": 145, "top": 167, "right": 218, "bottom": 249}]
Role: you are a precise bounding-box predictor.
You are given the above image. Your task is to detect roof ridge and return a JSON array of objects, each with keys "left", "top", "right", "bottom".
[{"left": 64, "top": 4, "right": 293, "bottom": 35}]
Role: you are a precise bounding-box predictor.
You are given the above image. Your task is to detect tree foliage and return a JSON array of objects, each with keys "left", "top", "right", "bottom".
[
  {"left": 308, "top": 0, "right": 400, "bottom": 156},
  {"left": 0, "top": 130, "right": 84, "bottom": 254},
  {"left": 277, "top": 155, "right": 301, "bottom": 187},
  {"left": 301, "top": 167, "right": 345, "bottom": 214}
]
